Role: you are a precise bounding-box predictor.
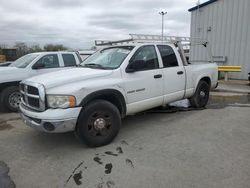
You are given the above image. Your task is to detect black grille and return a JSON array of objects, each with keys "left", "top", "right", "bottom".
[
  {"left": 28, "top": 97, "right": 40, "bottom": 108},
  {"left": 27, "top": 86, "right": 39, "bottom": 95}
]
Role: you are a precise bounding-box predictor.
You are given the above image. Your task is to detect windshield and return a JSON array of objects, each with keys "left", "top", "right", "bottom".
[
  {"left": 80, "top": 46, "right": 134, "bottom": 69},
  {"left": 10, "top": 54, "right": 39, "bottom": 68}
]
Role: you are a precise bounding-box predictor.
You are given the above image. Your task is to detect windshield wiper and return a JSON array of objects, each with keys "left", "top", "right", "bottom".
[{"left": 83, "top": 63, "right": 106, "bottom": 69}]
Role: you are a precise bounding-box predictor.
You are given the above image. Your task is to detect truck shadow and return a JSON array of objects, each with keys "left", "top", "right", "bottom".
[{"left": 30, "top": 131, "right": 85, "bottom": 149}]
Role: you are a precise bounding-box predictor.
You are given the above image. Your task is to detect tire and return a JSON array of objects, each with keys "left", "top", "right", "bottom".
[
  {"left": 76, "top": 100, "right": 121, "bottom": 147},
  {"left": 189, "top": 81, "right": 210, "bottom": 108},
  {"left": 0, "top": 86, "right": 21, "bottom": 112}
]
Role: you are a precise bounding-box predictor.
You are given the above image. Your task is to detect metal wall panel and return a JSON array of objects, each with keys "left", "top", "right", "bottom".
[{"left": 190, "top": 0, "right": 250, "bottom": 79}]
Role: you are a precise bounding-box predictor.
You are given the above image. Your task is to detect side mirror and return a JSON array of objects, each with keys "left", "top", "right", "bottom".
[
  {"left": 32, "top": 62, "right": 45, "bottom": 69},
  {"left": 126, "top": 60, "right": 147, "bottom": 73}
]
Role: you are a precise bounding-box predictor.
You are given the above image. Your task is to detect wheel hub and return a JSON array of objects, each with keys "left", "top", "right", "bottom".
[
  {"left": 9, "top": 92, "right": 21, "bottom": 108},
  {"left": 94, "top": 118, "right": 106, "bottom": 130},
  {"left": 200, "top": 91, "right": 206, "bottom": 98}
]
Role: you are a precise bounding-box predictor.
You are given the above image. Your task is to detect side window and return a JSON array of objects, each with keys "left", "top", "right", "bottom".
[
  {"left": 130, "top": 45, "right": 159, "bottom": 71},
  {"left": 157, "top": 45, "right": 178, "bottom": 68},
  {"left": 62, "top": 54, "right": 77, "bottom": 67},
  {"left": 35, "top": 54, "right": 59, "bottom": 68}
]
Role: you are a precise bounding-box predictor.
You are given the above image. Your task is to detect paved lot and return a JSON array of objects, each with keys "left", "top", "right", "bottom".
[{"left": 0, "top": 92, "right": 250, "bottom": 188}]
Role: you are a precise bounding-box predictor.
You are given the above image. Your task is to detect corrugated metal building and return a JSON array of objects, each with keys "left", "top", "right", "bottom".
[{"left": 189, "top": 0, "right": 250, "bottom": 80}]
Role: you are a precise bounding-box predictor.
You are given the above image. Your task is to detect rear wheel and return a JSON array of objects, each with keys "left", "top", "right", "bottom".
[
  {"left": 76, "top": 100, "right": 121, "bottom": 147},
  {"left": 189, "top": 81, "right": 210, "bottom": 108},
  {"left": 0, "top": 86, "right": 21, "bottom": 112}
]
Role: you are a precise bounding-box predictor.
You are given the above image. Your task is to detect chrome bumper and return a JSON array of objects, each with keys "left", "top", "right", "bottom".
[{"left": 20, "top": 104, "right": 81, "bottom": 133}]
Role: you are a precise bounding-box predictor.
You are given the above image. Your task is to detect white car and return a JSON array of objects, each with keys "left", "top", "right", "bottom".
[
  {"left": 0, "top": 51, "right": 81, "bottom": 112},
  {"left": 20, "top": 36, "right": 218, "bottom": 147}
]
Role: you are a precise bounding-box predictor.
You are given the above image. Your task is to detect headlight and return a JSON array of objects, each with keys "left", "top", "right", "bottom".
[{"left": 47, "top": 95, "right": 76, "bottom": 109}]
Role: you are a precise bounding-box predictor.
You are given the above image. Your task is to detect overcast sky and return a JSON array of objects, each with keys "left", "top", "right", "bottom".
[{"left": 0, "top": 0, "right": 207, "bottom": 49}]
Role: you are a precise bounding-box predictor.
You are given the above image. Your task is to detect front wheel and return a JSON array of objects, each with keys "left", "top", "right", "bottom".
[
  {"left": 76, "top": 100, "right": 121, "bottom": 147},
  {"left": 189, "top": 81, "right": 210, "bottom": 108},
  {"left": 0, "top": 86, "right": 21, "bottom": 112}
]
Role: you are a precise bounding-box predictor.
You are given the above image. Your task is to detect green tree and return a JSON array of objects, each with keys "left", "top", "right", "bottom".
[
  {"left": 43, "top": 44, "right": 68, "bottom": 51},
  {"left": 30, "top": 44, "right": 43, "bottom": 53}
]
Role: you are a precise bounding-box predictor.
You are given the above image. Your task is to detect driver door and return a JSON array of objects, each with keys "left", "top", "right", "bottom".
[
  {"left": 121, "top": 45, "right": 164, "bottom": 114},
  {"left": 31, "top": 54, "right": 64, "bottom": 75}
]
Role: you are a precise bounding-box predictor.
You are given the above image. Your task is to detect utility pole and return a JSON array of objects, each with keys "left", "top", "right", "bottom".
[{"left": 159, "top": 11, "right": 167, "bottom": 41}]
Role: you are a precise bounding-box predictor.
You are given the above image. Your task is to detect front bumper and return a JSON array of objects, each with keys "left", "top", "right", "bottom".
[{"left": 20, "top": 104, "right": 82, "bottom": 133}]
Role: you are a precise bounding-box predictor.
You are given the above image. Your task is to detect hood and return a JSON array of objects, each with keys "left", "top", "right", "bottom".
[
  {"left": 0, "top": 66, "right": 19, "bottom": 73},
  {"left": 25, "top": 67, "right": 113, "bottom": 89},
  {"left": 0, "top": 67, "right": 27, "bottom": 83}
]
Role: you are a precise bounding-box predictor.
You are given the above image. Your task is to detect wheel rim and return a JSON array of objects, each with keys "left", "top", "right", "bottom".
[
  {"left": 87, "top": 111, "right": 112, "bottom": 137},
  {"left": 8, "top": 92, "right": 22, "bottom": 109},
  {"left": 199, "top": 85, "right": 209, "bottom": 105}
]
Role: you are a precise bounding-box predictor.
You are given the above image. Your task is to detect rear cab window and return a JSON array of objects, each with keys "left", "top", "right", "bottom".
[
  {"left": 62, "top": 54, "right": 77, "bottom": 67},
  {"left": 157, "top": 45, "right": 179, "bottom": 68}
]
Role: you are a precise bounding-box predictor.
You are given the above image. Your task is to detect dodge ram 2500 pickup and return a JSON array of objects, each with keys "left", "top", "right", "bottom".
[
  {"left": 20, "top": 35, "right": 218, "bottom": 147},
  {"left": 0, "top": 51, "right": 81, "bottom": 112}
]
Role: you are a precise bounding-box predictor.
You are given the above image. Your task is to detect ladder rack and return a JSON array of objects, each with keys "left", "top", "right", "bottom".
[
  {"left": 130, "top": 34, "right": 190, "bottom": 43},
  {"left": 95, "top": 34, "right": 208, "bottom": 47}
]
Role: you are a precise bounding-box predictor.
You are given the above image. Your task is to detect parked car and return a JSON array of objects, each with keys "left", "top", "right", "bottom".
[
  {"left": 0, "top": 51, "right": 82, "bottom": 112},
  {"left": 19, "top": 36, "right": 218, "bottom": 147}
]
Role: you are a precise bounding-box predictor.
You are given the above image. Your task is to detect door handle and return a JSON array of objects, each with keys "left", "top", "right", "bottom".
[
  {"left": 154, "top": 74, "right": 162, "bottom": 79},
  {"left": 177, "top": 71, "right": 184, "bottom": 75}
]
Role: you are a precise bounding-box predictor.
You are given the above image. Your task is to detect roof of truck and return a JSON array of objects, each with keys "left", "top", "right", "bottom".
[{"left": 29, "top": 51, "right": 77, "bottom": 55}]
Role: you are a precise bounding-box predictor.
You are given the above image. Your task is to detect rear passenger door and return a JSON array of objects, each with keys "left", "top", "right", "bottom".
[{"left": 156, "top": 45, "right": 185, "bottom": 104}]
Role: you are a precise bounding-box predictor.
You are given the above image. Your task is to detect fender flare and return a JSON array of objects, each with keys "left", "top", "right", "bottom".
[
  {"left": 195, "top": 75, "right": 211, "bottom": 90},
  {"left": 79, "top": 89, "right": 127, "bottom": 117},
  {"left": 0, "top": 81, "right": 21, "bottom": 93}
]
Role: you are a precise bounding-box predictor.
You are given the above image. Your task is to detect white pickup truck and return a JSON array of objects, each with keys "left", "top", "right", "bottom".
[
  {"left": 20, "top": 35, "right": 218, "bottom": 147},
  {"left": 0, "top": 51, "right": 81, "bottom": 112}
]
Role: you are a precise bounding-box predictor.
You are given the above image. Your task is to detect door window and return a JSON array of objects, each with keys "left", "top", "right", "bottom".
[
  {"left": 62, "top": 54, "right": 77, "bottom": 67},
  {"left": 130, "top": 45, "right": 159, "bottom": 71},
  {"left": 35, "top": 54, "right": 59, "bottom": 68},
  {"left": 157, "top": 45, "right": 178, "bottom": 68}
]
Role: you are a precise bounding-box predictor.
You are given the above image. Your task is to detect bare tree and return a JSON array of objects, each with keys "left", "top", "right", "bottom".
[{"left": 14, "top": 42, "right": 29, "bottom": 57}]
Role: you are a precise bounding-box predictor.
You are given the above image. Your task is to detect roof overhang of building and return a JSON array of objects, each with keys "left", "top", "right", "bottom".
[{"left": 188, "top": 0, "right": 218, "bottom": 12}]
